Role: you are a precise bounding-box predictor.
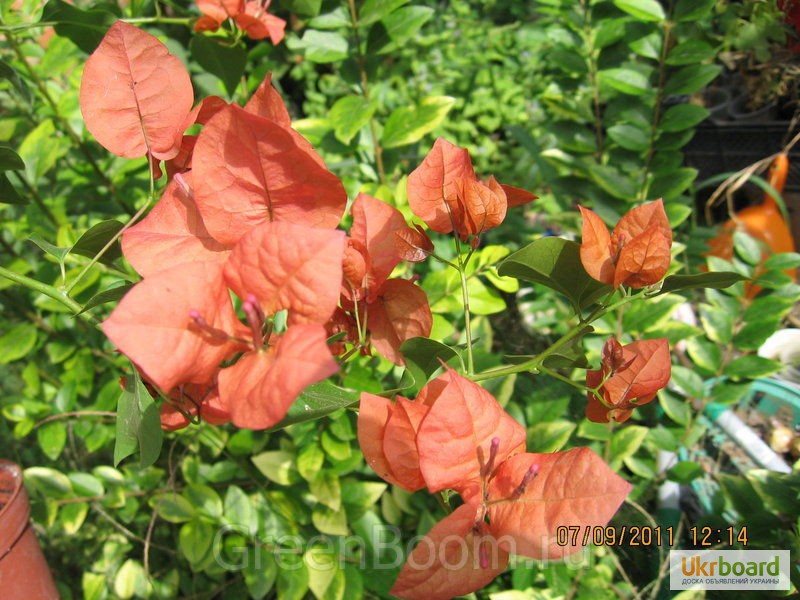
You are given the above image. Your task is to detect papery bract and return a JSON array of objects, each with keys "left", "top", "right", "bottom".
[
  {"left": 357, "top": 393, "right": 432, "bottom": 491},
  {"left": 235, "top": 1, "right": 286, "bottom": 44},
  {"left": 367, "top": 279, "right": 432, "bottom": 365},
  {"left": 579, "top": 199, "right": 672, "bottom": 289},
  {"left": 80, "top": 21, "right": 194, "bottom": 160},
  {"left": 224, "top": 221, "right": 345, "bottom": 326},
  {"left": 394, "top": 224, "right": 434, "bottom": 262},
  {"left": 500, "top": 184, "right": 538, "bottom": 208},
  {"left": 102, "top": 262, "right": 244, "bottom": 392},
  {"left": 194, "top": 0, "right": 243, "bottom": 29},
  {"left": 453, "top": 175, "right": 507, "bottom": 238},
  {"left": 586, "top": 337, "right": 671, "bottom": 423},
  {"left": 350, "top": 193, "right": 408, "bottom": 298},
  {"left": 218, "top": 325, "right": 338, "bottom": 430},
  {"left": 121, "top": 176, "right": 231, "bottom": 277},
  {"left": 407, "top": 138, "right": 476, "bottom": 234},
  {"left": 390, "top": 503, "right": 509, "bottom": 600},
  {"left": 487, "top": 448, "right": 632, "bottom": 559},
  {"left": 192, "top": 105, "right": 346, "bottom": 244},
  {"left": 416, "top": 370, "right": 526, "bottom": 501}
]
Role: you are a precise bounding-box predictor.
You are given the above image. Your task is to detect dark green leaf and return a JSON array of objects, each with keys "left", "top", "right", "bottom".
[
  {"left": 366, "top": 6, "right": 433, "bottom": 54},
  {"left": 674, "top": 0, "right": 716, "bottom": 22},
  {"left": 498, "top": 237, "right": 612, "bottom": 311},
  {"left": 114, "top": 369, "right": 163, "bottom": 468},
  {"left": 724, "top": 356, "right": 783, "bottom": 380},
  {"left": 37, "top": 422, "right": 67, "bottom": 460},
  {"left": 733, "top": 231, "right": 762, "bottom": 265},
  {"left": 0, "top": 323, "right": 38, "bottom": 364},
  {"left": 607, "top": 123, "right": 649, "bottom": 151},
  {"left": 664, "top": 64, "right": 721, "bottom": 96},
  {"left": 190, "top": 37, "right": 247, "bottom": 97},
  {"left": 265, "top": 382, "right": 359, "bottom": 432},
  {"left": 400, "top": 337, "right": 460, "bottom": 393},
  {"left": 0, "top": 173, "right": 23, "bottom": 204},
  {"left": 599, "top": 67, "right": 651, "bottom": 96},
  {"left": 328, "top": 95, "right": 376, "bottom": 144},
  {"left": 763, "top": 252, "right": 800, "bottom": 271},
  {"left": 613, "top": 0, "right": 664, "bottom": 21},
  {"left": 29, "top": 233, "right": 70, "bottom": 263},
  {"left": 70, "top": 220, "right": 123, "bottom": 264},
  {"left": 665, "top": 40, "right": 715, "bottom": 66},
  {"left": 0, "top": 59, "right": 30, "bottom": 100},
  {"left": 649, "top": 167, "right": 697, "bottom": 200},
  {"left": 79, "top": 283, "right": 133, "bottom": 314},
  {"left": 667, "top": 461, "right": 704, "bottom": 484},
  {"left": 358, "top": 0, "right": 410, "bottom": 25},
  {"left": 658, "top": 271, "right": 745, "bottom": 294},
  {"left": 588, "top": 163, "right": 637, "bottom": 200},
  {"left": 382, "top": 96, "right": 455, "bottom": 148},
  {"left": 0, "top": 146, "right": 25, "bottom": 171},
  {"left": 659, "top": 104, "right": 709, "bottom": 133},
  {"left": 285, "top": 0, "right": 322, "bottom": 17},
  {"left": 40, "top": 0, "right": 117, "bottom": 53}
]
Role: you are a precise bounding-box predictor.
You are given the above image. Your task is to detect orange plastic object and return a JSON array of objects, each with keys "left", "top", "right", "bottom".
[
  {"left": 706, "top": 153, "right": 796, "bottom": 296},
  {"left": 0, "top": 460, "right": 59, "bottom": 599}
]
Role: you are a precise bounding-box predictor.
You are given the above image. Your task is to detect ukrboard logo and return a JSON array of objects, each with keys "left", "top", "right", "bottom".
[{"left": 670, "top": 550, "right": 791, "bottom": 590}]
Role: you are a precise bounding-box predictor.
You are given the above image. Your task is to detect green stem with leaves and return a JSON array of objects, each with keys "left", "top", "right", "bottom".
[
  {"left": 346, "top": 0, "right": 386, "bottom": 184},
  {"left": 0, "top": 264, "right": 86, "bottom": 316}
]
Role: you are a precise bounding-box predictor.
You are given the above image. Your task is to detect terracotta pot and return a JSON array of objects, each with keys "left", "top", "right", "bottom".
[{"left": 0, "top": 460, "right": 59, "bottom": 599}]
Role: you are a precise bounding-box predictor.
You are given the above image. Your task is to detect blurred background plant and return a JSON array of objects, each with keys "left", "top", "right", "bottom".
[{"left": 1, "top": 0, "right": 799, "bottom": 598}]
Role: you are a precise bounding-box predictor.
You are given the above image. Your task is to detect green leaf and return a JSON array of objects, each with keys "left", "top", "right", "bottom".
[
  {"left": 382, "top": 96, "right": 455, "bottom": 148},
  {"left": 745, "top": 470, "right": 800, "bottom": 515},
  {"left": 686, "top": 338, "right": 722, "bottom": 375},
  {"left": 673, "top": 0, "right": 716, "bottom": 22},
  {"left": 399, "top": 337, "right": 460, "bottom": 392},
  {"left": 763, "top": 252, "right": 800, "bottom": 271},
  {"left": 0, "top": 146, "right": 25, "bottom": 171},
  {"left": 670, "top": 366, "right": 705, "bottom": 398},
  {"left": 310, "top": 471, "right": 342, "bottom": 511},
  {"left": 114, "top": 559, "right": 148, "bottom": 599},
  {"left": 40, "top": 0, "right": 117, "bottom": 53},
  {"left": 265, "top": 382, "right": 358, "bottom": 431},
  {"left": 659, "top": 390, "right": 692, "bottom": 425},
  {"left": 190, "top": 36, "right": 247, "bottom": 97},
  {"left": 37, "top": 422, "right": 67, "bottom": 460},
  {"left": 70, "top": 220, "right": 124, "bottom": 264},
  {"left": 83, "top": 573, "right": 106, "bottom": 600},
  {"left": 312, "top": 506, "right": 349, "bottom": 536},
  {"left": 18, "top": 119, "right": 70, "bottom": 182},
  {"left": 297, "top": 442, "right": 326, "bottom": 481},
  {"left": 659, "top": 104, "right": 710, "bottom": 133},
  {"left": 613, "top": 0, "right": 665, "bottom": 21},
  {"left": 150, "top": 493, "right": 196, "bottom": 523},
  {"left": 733, "top": 231, "right": 762, "bottom": 265},
  {"left": 665, "top": 40, "right": 715, "bottom": 66},
  {"left": 649, "top": 167, "right": 697, "bottom": 201},
  {"left": 185, "top": 484, "right": 223, "bottom": 519},
  {"left": 358, "top": 0, "right": 410, "bottom": 25},
  {"left": 699, "top": 303, "right": 733, "bottom": 344},
  {"left": 277, "top": 555, "right": 310, "bottom": 600},
  {"left": 179, "top": 520, "right": 214, "bottom": 566},
  {"left": 599, "top": 67, "right": 651, "bottom": 95},
  {"left": 341, "top": 480, "right": 386, "bottom": 521},
  {"left": 79, "top": 283, "right": 133, "bottom": 314},
  {"left": 607, "top": 123, "right": 649, "bottom": 151},
  {"left": 113, "top": 369, "right": 163, "bottom": 468},
  {"left": 328, "top": 95, "right": 376, "bottom": 144},
  {"left": 245, "top": 554, "right": 277, "bottom": 600},
  {"left": 658, "top": 271, "right": 745, "bottom": 294},
  {"left": 366, "top": 6, "right": 434, "bottom": 54},
  {"left": 68, "top": 472, "right": 104, "bottom": 497},
  {"left": 0, "top": 173, "right": 23, "bottom": 204},
  {"left": 297, "top": 30, "right": 349, "bottom": 63},
  {"left": 664, "top": 64, "right": 721, "bottom": 96},
  {"left": 305, "top": 547, "right": 345, "bottom": 600},
  {"left": 0, "top": 323, "right": 37, "bottom": 364},
  {"left": 224, "top": 485, "right": 257, "bottom": 533},
  {"left": 629, "top": 31, "right": 662, "bottom": 60},
  {"left": 24, "top": 466, "right": 73, "bottom": 498},
  {"left": 609, "top": 425, "right": 649, "bottom": 469},
  {"left": 498, "top": 237, "right": 612, "bottom": 311},
  {"left": 286, "top": 0, "right": 323, "bottom": 17},
  {"left": 724, "top": 356, "right": 783, "bottom": 380},
  {"left": 588, "top": 163, "right": 637, "bottom": 199},
  {"left": 667, "top": 461, "right": 704, "bottom": 484},
  {"left": 527, "top": 421, "right": 576, "bottom": 453},
  {"left": 252, "top": 450, "right": 299, "bottom": 485},
  {"left": 0, "top": 59, "right": 30, "bottom": 101}
]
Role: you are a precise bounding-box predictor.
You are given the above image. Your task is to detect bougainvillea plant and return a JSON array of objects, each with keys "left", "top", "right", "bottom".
[{"left": 70, "top": 19, "right": 747, "bottom": 598}]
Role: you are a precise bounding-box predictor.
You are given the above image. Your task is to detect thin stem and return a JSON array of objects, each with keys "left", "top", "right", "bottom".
[
  {"left": 10, "top": 171, "right": 59, "bottom": 226},
  {"left": 579, "top": 0, "right": 604, "bottom": 159},
  {"left": 638, "top": 20, "right": 673, "bottom": 200},
  {"left": 346, "top": 0, "right": 386, "bottom": 184},
  {"left": 537, "top": 365, "right": 587, "bottom": 393},
  {"left": 0, "top": 264, "right": 85, "bottom": 315},
  {"left": 458, "top": 261, "right": 475, "bottom": 375}
]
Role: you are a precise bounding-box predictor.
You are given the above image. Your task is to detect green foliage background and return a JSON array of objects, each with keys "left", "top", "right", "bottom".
[{"left": 1, "top": 0, "right": 800, "bottom": 598}]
